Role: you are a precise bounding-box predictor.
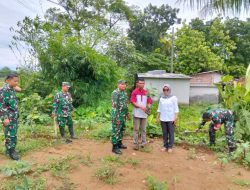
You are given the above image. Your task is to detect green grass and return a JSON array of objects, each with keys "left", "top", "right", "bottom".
[
  {"left": 0, "top": 176, "right": 46, "bottom": 190},
  {"left": 233, "top": 179, "right": 250, "bottom": 187},
  {"left": 95, "top": 165, "right": 117, "bottom": 185},
  {"left": 125, "top": 158, "right": 140, "bottom": 166},
  {"left": 0, "top": 161, "right": 32, "bottom": 177},
  {"left": 146, "top": 175, "right": 168, "bottom": 190},
  {"left": 139, "top": 146, "right": 153, "bottom": 153},
  {"left": 102, "top": 155, "right": 124, "bottom": 165},
  {"left": 77, "top": 153, "right": 93, "bottom": 166},
  {"left": 47, "top": 155, "right": 75, "bottom": 178}
]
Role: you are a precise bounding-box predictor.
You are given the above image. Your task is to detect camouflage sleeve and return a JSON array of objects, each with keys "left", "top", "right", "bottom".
[
  {"left": 52, "top": 93, "right": 59, "bottom": 114},
  {"left": 112, "top": 91, "right": 120, "bottom": 119},
  {"left": 69, "top": 93, "right": 74, "bottom": 112},
  {"left": 212, "top": 115, "right": 221, "bottom": 124},
  {"left": 0, "top": 89, "right": 10, "bottom": 121}
]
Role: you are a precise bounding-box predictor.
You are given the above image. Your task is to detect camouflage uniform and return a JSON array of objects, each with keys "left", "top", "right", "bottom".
[
  {"left": 52, "top": 91, "right": 75, "bottom": 138},
  {"left": 199, "top": 108, "right": 235, "bottom": 149},
  {"left": 0, "top": 83, "right": 19, "bottom": 151},
  {"left": 111, "top": 89, "right": 129, "bottom": 145}
]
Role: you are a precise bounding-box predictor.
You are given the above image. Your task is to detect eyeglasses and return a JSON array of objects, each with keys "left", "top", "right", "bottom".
[{"left": 163, "top": 89, "right": 169, "bottom": 91}]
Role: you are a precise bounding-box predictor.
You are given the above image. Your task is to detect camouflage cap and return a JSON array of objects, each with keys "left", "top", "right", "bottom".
[
  {"left": 118, "top": 80, "right": 126, "bottom": 84},
  {"left": 62, "top": 82, "right": 71, "bottom": 87}
]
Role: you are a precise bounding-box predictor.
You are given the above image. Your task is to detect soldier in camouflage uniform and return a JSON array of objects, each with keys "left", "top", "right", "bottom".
[
  {"left": 0, "top": 74, "right": 20, "bottom": 160},
  {"left": 111, "top": 80, "right": 129, "bottom": 154},
  {"left": 52, "top": 82, "right": 76, "bottom": 143},
  {"left": 197, "top": 108, "right": 236, "bottom": 153}
]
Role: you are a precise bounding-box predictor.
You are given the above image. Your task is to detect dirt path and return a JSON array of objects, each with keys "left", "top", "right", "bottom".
[{"left": 0, "top": 138, "right": 250, "bottom": 190}]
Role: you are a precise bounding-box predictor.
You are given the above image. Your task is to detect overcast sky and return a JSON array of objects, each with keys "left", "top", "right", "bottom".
[{"left": 0, "top": 0, "right": 250, "bottom": 70}]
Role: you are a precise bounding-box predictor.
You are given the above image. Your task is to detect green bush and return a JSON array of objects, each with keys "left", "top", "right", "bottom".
[{"left": 146, "top": 175, "right": 168, "bottom": 190}]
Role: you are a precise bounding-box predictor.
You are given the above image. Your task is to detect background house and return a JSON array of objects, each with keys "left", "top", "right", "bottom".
[
  {"left": 189, "top": 71, "right": 222, "bottom": 104},
  {"left": 137, "top": 70, "right": 191, "bottom": 104}
]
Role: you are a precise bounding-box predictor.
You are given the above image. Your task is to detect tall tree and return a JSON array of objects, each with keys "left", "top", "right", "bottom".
[
  {"left": 10, "top": 0, "right": 133, "bottom": 105},
  {"left": 189, "top": 17, "right": 248, "bottom": 77},
  {"left": 128, "top": 4, "right": 179, "bottom": 53},
  {"left": 175, "top": 25, "right": 222, "bottom": 74}
]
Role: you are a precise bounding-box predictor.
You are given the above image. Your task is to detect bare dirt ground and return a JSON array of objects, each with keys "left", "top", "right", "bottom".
[{"left": 0, "top": 138, "right": 250, "bottom": 190}]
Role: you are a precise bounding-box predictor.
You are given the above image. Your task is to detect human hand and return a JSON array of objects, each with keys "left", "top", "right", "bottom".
[
  {"left": 3, "top": 118, "right": 10, "bottom": 126},
  {"left": 140, "top": 106, "right": 147, "bottom": 112},
  {"left": 195, "top": 128, "right": 200, "bottom": 133}
]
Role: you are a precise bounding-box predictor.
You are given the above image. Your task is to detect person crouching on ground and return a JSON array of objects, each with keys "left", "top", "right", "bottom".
[{"left": 196, "top": 108, "right": 236, "bottom": 153}]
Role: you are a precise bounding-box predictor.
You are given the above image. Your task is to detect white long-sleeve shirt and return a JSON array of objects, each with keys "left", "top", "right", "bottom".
[{"left": 157, "top": 96, "right": 179, "bottom": 122}]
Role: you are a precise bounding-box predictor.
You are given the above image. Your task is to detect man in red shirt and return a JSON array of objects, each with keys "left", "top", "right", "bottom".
[{"left": 130, "top": 78, "right": 153, "bottom": 150}]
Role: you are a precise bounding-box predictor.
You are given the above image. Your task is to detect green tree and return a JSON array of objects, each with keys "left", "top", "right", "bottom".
[
  {"left": 225, "top": 18, "right": 250, "bottom": 74},
  {"left": 0, "top": 67, "right": 13, "bottom": 78},
  {"left": 189, "top": 17, "right": 248, "bottom": 77},
  {"left": 10, "top": 0, "right": 133, "bottom": 106},
  {"left": 107, "top": 36, "right": 169, "bottom": 85},
  {"left": 128, "top": 4, "right": 179, "bottom": 53},
  {"left": 175, "top": 25, "right": 222, "bottom": 74}
]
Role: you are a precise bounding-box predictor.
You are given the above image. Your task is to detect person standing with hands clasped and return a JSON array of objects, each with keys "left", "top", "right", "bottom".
[
  {"left": 130, "top": 78, "right": 153, "bottom": 150},
  {"left": 156, "top": 84, "right": 179, "bottom": 153}
]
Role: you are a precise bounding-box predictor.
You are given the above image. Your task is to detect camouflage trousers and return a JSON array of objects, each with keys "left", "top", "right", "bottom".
[
  {"left": 209, "top": 120, "right": 235, "bottom": 148},
  {"left": 3, "top": 119, "right": 18, "bottom": 150},
  {"left": 57, "top": 116, "right": 74, "bottom": 137},
  {"left": 111, "top": 118, "right": 126, "bottom": 145}
]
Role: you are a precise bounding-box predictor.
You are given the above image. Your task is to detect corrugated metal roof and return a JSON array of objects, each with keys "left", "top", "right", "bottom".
[{"left": 138, "top": 70, "right": 191, "bottom": 79}]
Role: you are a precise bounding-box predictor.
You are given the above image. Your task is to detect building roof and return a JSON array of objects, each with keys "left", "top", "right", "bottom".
[
  {"left": 138, "top": 70, "right": 191, "bottom": 79},
  {"left": 191, "top": 70, "right": 221, "bottom": 76}
]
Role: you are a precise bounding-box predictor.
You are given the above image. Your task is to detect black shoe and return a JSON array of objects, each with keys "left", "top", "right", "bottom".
[
  {"left": 65, "top": 139, "right": 72, "bottom": 143},
  {"left": 209, "top": 142, "right": 215, "bottom": 146},
  {"left": 9, "top": 149, "right": 20, "bottom": 160},
  {"left": 118, "top": 141, "right": 127, "bottom": 149},
  {"left": 70, "top": 136, "right": 78, "bottom": 140},
  {"left": 229, "top": 147, "right": 236, "bottom": 153},
  {"left": 112, "top": 144, "right": 122, "bottom": 154}
]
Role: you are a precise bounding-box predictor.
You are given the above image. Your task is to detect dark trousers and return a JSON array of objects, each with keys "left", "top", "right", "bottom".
[{"left": 161, "top": 121, "right": 174, "bottom": 149}]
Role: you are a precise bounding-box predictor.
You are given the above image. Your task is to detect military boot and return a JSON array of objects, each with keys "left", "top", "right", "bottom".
[
  {"left": 229, "top": 146, "right": 236, "bottom": 153},
  {"left": 9, "top": 149, "right": 20, "bottom": 160},
  {"left": 118, "top": 141, "right": 127, "bottom": 149},
  {"left": 69, "top": 126, "right": 78, "bottom": 139},
  {"left": 59, "top": 127, "right": 72, "bottom": 143},
  {"left": 112, "top": 144, "right": 122, "bottom": 154}
]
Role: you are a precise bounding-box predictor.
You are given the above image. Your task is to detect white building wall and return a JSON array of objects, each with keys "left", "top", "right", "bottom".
[
  {"left": 213, "top": 73, "right": 222, "bottom": 83},
  {"left": 190, "top": 86, "right": 219, "bottom": 103},
  {"left": 144, "top": 78, "right": 190, "bottom": 104}
]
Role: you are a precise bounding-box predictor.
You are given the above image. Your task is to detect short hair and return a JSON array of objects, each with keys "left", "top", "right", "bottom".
[
  {"left": 137, "top": 77, "right": 145, "bottom": 82},
  {"left": 202, "top": 112, "right": 211, "bottom": 120},
  {"left": 5, "top": 74, "right": 18, "bottom": 81}
]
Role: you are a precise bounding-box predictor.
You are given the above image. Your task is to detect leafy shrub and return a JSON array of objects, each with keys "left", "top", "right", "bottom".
[
  {"left": 95, "top": 165, "right": 117, "bottom": 184},
  {"left": 0, "top": 161, "right": 32, "bottom": 177},
  {"left": 18, "top": 93, "right": 53, "bottom": 127},
  {"left": 146, "top": 175, "right": 168, "bottom": 190}
]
